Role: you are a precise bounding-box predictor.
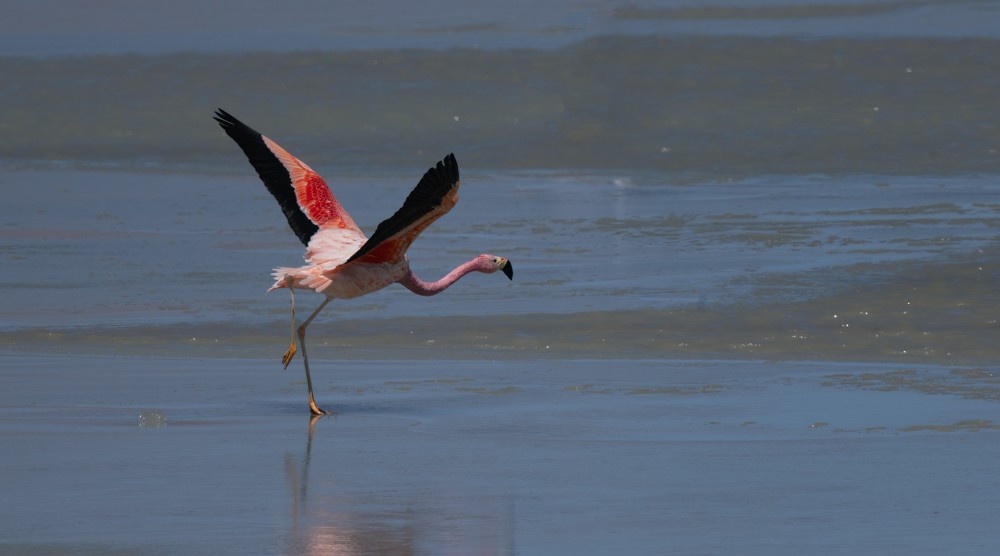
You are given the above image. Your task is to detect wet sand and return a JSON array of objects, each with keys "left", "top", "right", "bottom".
[{"left": 3, "top": 354, "right": 998, "bottom": 554}]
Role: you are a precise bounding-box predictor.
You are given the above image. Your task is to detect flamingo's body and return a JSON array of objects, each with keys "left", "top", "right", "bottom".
[{"left": 214, "top": 109, "right": 512, "bottom": 414}]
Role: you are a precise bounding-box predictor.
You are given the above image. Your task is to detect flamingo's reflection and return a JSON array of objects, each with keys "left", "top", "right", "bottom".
[
  {"left": 284, "top": 415, "right": 319, "bottom": 533},
  {"left": 284, "top": 415, "right": 416, "bottom": 554},
  {"left": 284, "top": 415, "right": 515, "bottom": 555}
]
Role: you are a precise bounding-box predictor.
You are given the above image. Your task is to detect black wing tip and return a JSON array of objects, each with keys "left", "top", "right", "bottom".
[
  {"left": 342, "top": 153, "right": 461, "bottom": 265},
  {"left": 434, "top": 153, "right": 459, "bottom": 183},
  {"left": 213, "top": 109, "right": 259, "bottom": 138},
  {"left": 212, "top": 108, "right": 241, "bottom": 131}
]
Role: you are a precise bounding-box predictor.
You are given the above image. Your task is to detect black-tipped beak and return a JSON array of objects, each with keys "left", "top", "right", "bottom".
[{"left": 501, "top": 260, "right": 513, "bottom": 280}]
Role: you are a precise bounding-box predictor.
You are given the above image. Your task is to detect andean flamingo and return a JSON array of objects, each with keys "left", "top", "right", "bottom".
[{"left": 214, "top": 109, "right": 513, "bottom": 415}]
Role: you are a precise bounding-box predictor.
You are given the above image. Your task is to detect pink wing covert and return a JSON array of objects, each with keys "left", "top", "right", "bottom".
[{"left": 262, "top": 136, "right": 361, "bottom": 233}]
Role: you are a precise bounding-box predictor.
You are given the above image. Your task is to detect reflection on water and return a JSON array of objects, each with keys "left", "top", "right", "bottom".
[
  {"left": 285, "top": 416, "right": 321, "bottom": 536},
  {"left": 282, "top": 416, "right": 416, "bottom": 555},
  {"left": 281, "top": 416, "right": 515, "bottom": 555}
]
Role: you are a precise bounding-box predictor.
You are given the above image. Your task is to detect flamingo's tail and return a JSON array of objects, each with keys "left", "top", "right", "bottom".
[{"left": 269, "top": 267, "right": 332, "bottom": 293}]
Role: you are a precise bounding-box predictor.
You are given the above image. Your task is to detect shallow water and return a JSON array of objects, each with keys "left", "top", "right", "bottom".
[
  {"left": 2, "top": 356, "right": 999, "bottom": 554},
  {"left": 2, "top": 169, "right": 999, "bottom": 366}
]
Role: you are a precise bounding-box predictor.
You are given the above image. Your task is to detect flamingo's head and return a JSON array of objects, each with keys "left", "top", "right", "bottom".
[{"left": 478, "top": 254, "right": 513, "bottom": 280}]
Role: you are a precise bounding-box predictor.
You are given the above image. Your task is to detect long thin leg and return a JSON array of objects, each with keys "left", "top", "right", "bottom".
[
  {"left": 281, "top": 282, "right": 298, "bottom": 368},
  {"left": 297, "top": 298, "right": 332, "bottom": 415}
]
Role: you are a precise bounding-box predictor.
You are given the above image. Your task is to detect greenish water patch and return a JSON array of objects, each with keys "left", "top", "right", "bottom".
[
  {"left": 899, "top": 419, "right": 1000, "bottom": 432},
  {"left": 614, "top": 1, "right": 931, "bottom": 21},
  {"left": 3, "top": 36, "right": 999, "bottom": 175},
  {"left": 627, "top": 384, "right": 723, "bottom": 396},
  {"left": 455, "top": 386, "right": 523, "bottom": 395},
  {"left": 822, "top": 367, "right": 1000, "bottom": 401}
]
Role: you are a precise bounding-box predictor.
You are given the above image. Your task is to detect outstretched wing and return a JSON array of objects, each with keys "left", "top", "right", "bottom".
[
  {"left": 213, "top": 109, "right": 361, "bottom": 245},
  {"left": 345, "top": 154, "right": 460, "bottom": 265}
]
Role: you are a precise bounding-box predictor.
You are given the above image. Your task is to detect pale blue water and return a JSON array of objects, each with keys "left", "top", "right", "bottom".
[
  {"left": 3, "top": 356, "right": 999, "bottom": 555},
  {"left": 2, "top": 1, "right": 1000, "bottom": 554}
]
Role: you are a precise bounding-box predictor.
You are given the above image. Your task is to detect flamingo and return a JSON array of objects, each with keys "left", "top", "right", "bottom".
[{"left": 213, "top": 109, "right": 513, "bottom": 415}]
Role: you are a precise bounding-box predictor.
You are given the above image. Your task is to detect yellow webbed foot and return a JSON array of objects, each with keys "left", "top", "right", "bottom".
[
  {"left": 282, "top": 342, "right": 297, "bottom": 368},
  {"left": 309, "top": 394, "right": 330, "bottom": 415}
]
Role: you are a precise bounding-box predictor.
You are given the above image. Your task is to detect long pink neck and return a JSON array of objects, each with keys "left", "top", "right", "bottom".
[{"left": 398, "top": 257, "right": 489, "bottom": 296}]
